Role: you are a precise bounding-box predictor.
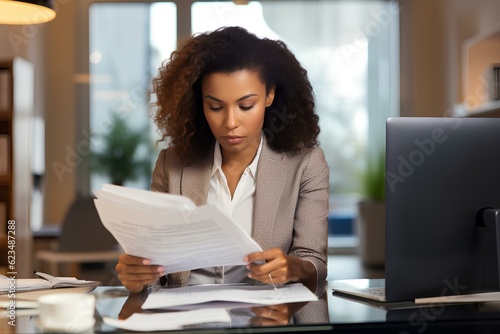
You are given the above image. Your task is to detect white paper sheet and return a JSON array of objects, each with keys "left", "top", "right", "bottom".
[
  {"left": 103, "top": 308, "right": 231, "bottom": 331},
  {"left": 142, "top": 283, "right": 318, "bottom": 309},
  {"left": 415, "top": 291, "right": 500, "bottom": 304},
  {"left": 94, "top": 184, "right": 263, "bottom": 273}
]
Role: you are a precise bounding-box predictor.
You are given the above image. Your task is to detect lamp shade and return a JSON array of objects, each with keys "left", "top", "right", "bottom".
[{"left": 0, "top": 0, "right": 56, "bottom": 25}]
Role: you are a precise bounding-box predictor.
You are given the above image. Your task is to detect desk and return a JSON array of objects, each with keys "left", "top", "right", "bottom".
[{"left": 5, "top": 281, "right": 500, "bottom": 333}]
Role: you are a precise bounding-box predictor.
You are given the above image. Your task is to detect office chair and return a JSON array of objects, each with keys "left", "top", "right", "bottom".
[{"left": 35, "top": 196, "right": 123, "bottom": 277}]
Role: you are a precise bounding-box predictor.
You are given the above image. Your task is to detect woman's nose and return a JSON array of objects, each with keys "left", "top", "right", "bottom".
[{"left": 225, "top": 108, "right": 239, "bottom": 129}]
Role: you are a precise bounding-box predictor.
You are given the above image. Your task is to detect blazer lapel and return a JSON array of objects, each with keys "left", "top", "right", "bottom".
[
  {"left": 253, "top": 139, "right": 287, "bottom": 250},
  {"left": 181, "top": 151, "right": 213, "bottom": 206}
]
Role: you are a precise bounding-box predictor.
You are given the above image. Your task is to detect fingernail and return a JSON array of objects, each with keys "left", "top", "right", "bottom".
[
  {"left": 247, "top": 273, "right": 252, "bottom": 278},
  {"left": 246, "top": 265, "right": 250, "bottom": 270},
  {"left": 142, "top": 259, "right": 151, "bottom": 265},
  {"left": 243, "top": 257, "right": 248, "bottom": 262},
  {"left": 157, "top": 266, "right": 165, "bottom": 272}
]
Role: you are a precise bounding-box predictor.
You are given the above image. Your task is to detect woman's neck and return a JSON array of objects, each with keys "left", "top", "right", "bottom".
[
  {"left": 220, "top": 137, "right": 261, "bottom": 169},
  {"left": 220, "top": 137, "right": 261, "bottom": 198}
]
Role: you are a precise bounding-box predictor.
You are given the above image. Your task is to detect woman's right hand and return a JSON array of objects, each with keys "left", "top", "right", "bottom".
[{"left": 115, "top": 254, "right": 165, "bottom": 293}]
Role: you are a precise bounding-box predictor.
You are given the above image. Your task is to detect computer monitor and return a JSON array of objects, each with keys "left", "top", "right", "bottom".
[{"left": 385, "top": 117, "right": 500, "bottom": 302}]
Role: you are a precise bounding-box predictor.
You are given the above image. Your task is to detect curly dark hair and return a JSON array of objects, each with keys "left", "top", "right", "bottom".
[{"left": 151, "top": 26, "right": 320, "bottom": 163}]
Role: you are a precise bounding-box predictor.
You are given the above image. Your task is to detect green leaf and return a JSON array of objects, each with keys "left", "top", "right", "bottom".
[
  {"left": 361, "top": 153, "right": 385, "bottom": 201},
  {"left": 89, "top": 112, "right": 153, "bottom": 186}
]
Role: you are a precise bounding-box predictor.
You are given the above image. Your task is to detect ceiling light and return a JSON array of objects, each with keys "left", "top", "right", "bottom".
[{"left": 0, "top": 0, "right": 56, "bottom": 25}]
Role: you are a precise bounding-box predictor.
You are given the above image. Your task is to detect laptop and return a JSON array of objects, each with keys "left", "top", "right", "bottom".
[
  {"left": 331, "top": 278, "right": 387, "bottom": 302},
  {"left": 332, "top": 117, "right": 500, "bottom": 303}
]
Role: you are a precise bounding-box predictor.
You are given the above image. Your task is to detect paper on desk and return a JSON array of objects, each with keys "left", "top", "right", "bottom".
[
  {"left": 415, "top": 291, "right": 500, "bottom": 304},
  {"left": 0, "top": 286, "right": 93, "bottom": 318},
  {"left": 0, "top": 276, "right": 97, "bottom": 293},
  {"left": 103, "top": 308, "right": 231, "bottom": 331},
  {"left": 142, "top": 283, "right": 318, "bottom": 309},
  {"left": 94, "top": 184, "right": 263, "bottom": 274}
]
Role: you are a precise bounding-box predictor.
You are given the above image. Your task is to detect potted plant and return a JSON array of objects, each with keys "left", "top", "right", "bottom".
[
  {"left": 90, "top": 112, "right": 152, "bottom": 186},
  {"left": 356, "top": 152, "right": 386, "bottom": 267}
]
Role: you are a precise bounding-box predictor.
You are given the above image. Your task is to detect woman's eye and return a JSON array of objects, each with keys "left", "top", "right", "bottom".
[
  {"left": 240, "top": 105, "right": 254, "bottom": 111},
  {"left": 209, "top": 106, "right": 223, "bottom": 111}
]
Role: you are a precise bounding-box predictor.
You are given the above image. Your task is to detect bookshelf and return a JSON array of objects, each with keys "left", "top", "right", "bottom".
[
  {"left": 467, "top": 100, "right": 500, "bottom": 118},
  {"left": 462, "top": 22, "right": 500, "bottom": 117},
  {"left": 0, "top": 58, "right": 34, "bottom": 277}
]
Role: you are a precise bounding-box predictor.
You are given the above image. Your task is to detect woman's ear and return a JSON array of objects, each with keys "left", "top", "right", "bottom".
[{"left": 266, "top": 85, "right": 276, "bottom": 107}]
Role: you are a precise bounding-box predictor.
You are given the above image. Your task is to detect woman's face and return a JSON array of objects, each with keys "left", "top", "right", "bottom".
[{"left": 202, "top": 70, "right": 275, "bottom": 158}]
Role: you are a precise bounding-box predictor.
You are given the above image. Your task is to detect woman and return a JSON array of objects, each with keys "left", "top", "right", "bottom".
[{"left": 116, "top": 26, "right": 329, "bottom": 296}]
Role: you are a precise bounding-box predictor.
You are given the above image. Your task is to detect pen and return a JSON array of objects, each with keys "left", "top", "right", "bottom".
[{"left": 268, "top": 274, "right": 277, "bottom": 290}]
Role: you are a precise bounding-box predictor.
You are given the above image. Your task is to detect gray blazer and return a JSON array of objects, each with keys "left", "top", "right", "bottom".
[{"left": 151, "top": 137, "right": 329, "bottom": 293}]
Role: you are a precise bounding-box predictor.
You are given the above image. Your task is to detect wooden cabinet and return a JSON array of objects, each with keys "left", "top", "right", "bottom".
[{"left": 0, "top": 57, "right": 34, "bottom": 277}]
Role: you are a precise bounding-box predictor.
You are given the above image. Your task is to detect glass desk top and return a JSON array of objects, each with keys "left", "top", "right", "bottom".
[{"left": 5, "top": 280, "right": 500, "bottom": 333}]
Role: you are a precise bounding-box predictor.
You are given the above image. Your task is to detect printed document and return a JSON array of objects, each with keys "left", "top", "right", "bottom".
[
  {"left": 94, "top": 184, "right": 263, "bottom": 274},
  {"left": 142, "top": 283, "right": 318, "bottom": 309}
]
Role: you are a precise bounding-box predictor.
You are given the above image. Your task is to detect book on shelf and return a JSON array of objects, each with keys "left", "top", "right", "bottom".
[
  {"left": 0, "top": 202, "right": 6, "bottom": 235},
  {"left": 0, "top": 69, "right": 10, "bottom": 113},
  {"left": 0, "top": 135, "right": 9, "bottom": 176},
  {"left": 487, "top": 63, "right": 500, "bottom": 102},
  {"left": 0, "top": 271, "right": 100, "bottom": 293}
]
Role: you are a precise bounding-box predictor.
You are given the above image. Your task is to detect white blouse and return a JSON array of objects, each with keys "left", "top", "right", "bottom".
[{"left": 188, "top": 136, "right": 263, "bottom": 285}]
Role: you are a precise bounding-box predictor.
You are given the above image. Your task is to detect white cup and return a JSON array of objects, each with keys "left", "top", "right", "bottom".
[{"left": 37, "top": 293, "right": 96, "bottom": 333}]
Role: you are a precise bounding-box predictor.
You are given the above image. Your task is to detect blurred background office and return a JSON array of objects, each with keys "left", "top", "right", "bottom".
[{"left": 0, "top": 0, "right": 499, "bottom": 281}]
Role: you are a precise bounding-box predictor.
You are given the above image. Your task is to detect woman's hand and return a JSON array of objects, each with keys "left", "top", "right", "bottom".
[
  {"left": 115, "top": 254, "right": 165, "bottom": 293},
  {"left": 243, "top": 248, "right": 317, "bottom": 289}
]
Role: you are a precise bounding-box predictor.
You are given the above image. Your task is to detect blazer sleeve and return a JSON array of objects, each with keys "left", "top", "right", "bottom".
[
  {"left": 150, "top": 148, "right": 191, "bottom": 287},
  {"left": 151, "top": 148, "right": 169, "bottom": 193},
  {"left": 289, "top": 147, "right": 329, "bottom": 295}
]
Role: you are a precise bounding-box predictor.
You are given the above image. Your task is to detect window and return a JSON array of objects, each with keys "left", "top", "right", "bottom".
[
  {"left": 88, "top": 2, "right": 176, "bottom": 191},
  {"left": 83, "top": 1, "right": 399, "bottom": 242}
]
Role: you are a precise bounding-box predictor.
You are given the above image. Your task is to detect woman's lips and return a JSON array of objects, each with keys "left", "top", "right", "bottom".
[{"left": 222, "top": 136, "right": 244, "bottom": 144}]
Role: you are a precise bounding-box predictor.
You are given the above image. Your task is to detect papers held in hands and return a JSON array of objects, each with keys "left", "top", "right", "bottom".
[
  {"left": 94, "top": 184, "right": 263, "bottom": 274},
  {"left": 0, "top": 272, "right": 100, "bottom": 293}
]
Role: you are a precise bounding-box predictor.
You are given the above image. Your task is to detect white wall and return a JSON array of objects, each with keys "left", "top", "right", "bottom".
[{"left": 42, "top": 1, "right": 77, "bottom": 225}]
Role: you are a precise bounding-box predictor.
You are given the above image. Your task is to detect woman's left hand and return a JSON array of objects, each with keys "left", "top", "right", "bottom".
[{"left": 243, "top": 248, "right": 317, "bottom": 286}]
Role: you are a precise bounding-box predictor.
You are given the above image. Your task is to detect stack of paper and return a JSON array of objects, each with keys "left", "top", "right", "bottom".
[
  {"left": 142, "top": 283, "right": 318, "bottom": 309},
  {"left": 0, "top": 286, "right": 94, "bottom": 317},
  {"left": 94, "top": 184, "right": 263, "bottom": 273},
  {"left": 103, "top": 283, "right": 319, "bottom": 332}
]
